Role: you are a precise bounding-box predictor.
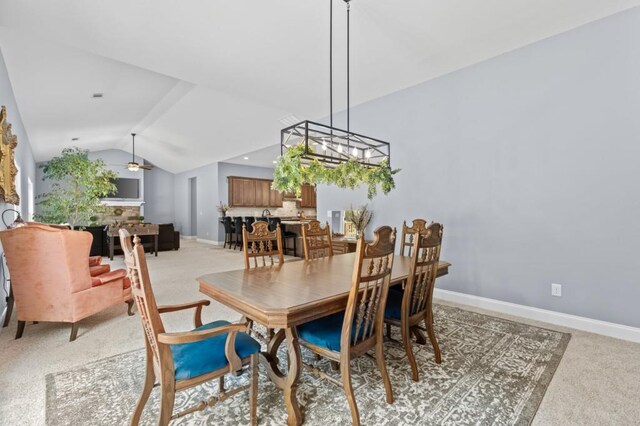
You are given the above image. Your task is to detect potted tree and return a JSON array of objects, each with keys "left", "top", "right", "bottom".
[{"left": 36, "top": 147, "right": 117, "bottom": 229}]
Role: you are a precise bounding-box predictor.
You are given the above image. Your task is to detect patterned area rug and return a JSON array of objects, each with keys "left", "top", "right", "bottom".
[{"left": 46, "top": 304, "right": 570, "bottom": 425}]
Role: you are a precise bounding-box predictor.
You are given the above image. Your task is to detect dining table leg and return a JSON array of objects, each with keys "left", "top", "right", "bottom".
[{"left": 259, "top": 327, "right": 304, "bottom": 425}]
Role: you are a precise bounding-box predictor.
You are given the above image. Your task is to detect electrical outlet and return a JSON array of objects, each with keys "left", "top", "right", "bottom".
[{"left": 551, "top": 283, "right": 562, "bottom": 297}]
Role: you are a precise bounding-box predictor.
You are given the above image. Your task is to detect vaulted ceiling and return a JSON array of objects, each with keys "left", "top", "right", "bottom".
[{"left": 1, "top": 0, "right": 639, "bottom": 173}]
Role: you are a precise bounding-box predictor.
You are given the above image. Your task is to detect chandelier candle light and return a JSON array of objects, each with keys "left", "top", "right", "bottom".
[{"left": 273, "top": 0, "right": 398, "bottom": 199}]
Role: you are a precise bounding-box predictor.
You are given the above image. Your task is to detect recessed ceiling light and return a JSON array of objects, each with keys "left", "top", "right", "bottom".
[
  {"left": 71, "top": 137, "right": 79, "bottom": 141},
  {"left": 243, "top": 157, "right": 249, "bottom": 160},
  {"left": 92, "top": 93, "right": 104, "bottom": 98}
]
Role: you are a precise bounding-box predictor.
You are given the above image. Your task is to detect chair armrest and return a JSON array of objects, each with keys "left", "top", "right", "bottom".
[
  {"left": 88, "top": 256, "right": 103, "bottom": 267},
  {"left": 91, "top": 269, "right": 127, "bottom": 287},
  {"left": 158, "top": 300, "right": 211, "bottom": 327},
  {"left": 157, "top": 322, "right": 248, "bottom": 372}
]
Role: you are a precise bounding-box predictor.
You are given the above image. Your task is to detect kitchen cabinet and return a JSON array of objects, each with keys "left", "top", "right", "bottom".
[
  {"left": 299, "top": 184, "right": 317, "bottom": 208},
  {"left": 332, "top": 238, "right": 358, "bottom": 254},
  {"left": 229, "top": 177, "right": 256, "bottom": 207},
  {"left": 269, "top": 187, "right": 283, "bottom": 207},
  {"left": 228, "top": 176, "right": 284, "bottom": 208},
  {"left": 255, "top": 180, "right": 271, "bottom": 207}
]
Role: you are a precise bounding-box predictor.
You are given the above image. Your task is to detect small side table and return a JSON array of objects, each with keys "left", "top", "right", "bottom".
[{"left": 107, "top": 224, "right": 160, "bottom": 260}]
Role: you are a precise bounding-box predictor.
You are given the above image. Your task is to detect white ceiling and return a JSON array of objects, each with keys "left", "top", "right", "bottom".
[
  {"left": 1, "top": 0, "right": 639, "bottom": 173},
  {"left": 224, "top": 144, "right": 282, "bottom": 170}
]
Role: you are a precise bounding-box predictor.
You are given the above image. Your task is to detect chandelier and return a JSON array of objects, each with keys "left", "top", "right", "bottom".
[{"left": 280, "top": 0, "right": 392, "bottom": 168}]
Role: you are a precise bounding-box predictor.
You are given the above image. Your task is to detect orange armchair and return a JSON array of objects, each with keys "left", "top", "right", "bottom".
[{"left": 0, "top": 223, "right": 133, "bottom": 341}]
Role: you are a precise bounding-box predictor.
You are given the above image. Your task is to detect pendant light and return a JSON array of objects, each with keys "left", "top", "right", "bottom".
[{"left": 280, "top": 0, "right": 391, "bottom": 168}]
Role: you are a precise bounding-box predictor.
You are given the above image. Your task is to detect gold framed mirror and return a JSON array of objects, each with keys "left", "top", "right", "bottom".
[{"left": 0, "top": 105, "right": 20, "bottom": 205}]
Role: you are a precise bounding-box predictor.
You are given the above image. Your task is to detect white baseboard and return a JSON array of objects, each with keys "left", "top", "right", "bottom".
[
  {"left": 196, "top": 238, "right": 222, "bottom": 246},
  {"left": 434, "top": 288, "right": 640, "bottom": 344}
]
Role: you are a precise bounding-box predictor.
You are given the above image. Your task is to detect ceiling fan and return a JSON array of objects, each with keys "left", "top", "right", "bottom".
[{"left": 125, "top": 133, "right": 152, "bottom": 171}]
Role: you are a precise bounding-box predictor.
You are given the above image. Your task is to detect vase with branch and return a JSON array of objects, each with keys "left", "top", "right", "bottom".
[
  {"left": 217, "top": 201, "right": 229, "bottom": 217},
  {"left": 345, "top": 204, "right": 372, "bottom": 239}
]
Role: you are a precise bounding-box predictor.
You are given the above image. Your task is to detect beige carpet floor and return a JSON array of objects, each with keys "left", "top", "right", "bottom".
[{"left": 1, "top": 239, "right": 639, "bottom": 425}]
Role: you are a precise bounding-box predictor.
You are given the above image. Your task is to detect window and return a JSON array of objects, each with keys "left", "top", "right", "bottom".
[{"left": 27, "top": 177, "right": 34, "bottom": 221}]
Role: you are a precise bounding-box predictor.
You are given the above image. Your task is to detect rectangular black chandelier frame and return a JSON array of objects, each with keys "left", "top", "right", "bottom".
[{"left": 281, "top": 120, "right": 391, "bottom": 168}]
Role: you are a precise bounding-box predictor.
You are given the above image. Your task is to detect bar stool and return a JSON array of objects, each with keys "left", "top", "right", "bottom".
[
  {"left": 222, "top": 216, "right": 234, "bottom": 249},
  {"left": 268, "top": 217, "right": 297, "bottom": 256},
  {"left": 233, "top": 216, "right": 244, "bottom": 250},
  {"left": 245, "top": 217, "right": 256, "bottom": 234}
]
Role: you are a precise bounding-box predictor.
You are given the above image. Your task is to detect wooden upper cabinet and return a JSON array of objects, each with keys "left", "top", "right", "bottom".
[
  {"left": 229, "top": 177, "right": 256, "bottom": 207},
  {"left": 229, "top": 176, "right": 284, "bottom": 208},
  {"left": 299, "top": 184, "right": 317, "bottom": 208},
  {"left": 269, "top": 187, "right": 283, "bottom": 207},
  {"left": 255, "top": 180, "right": 271, "bottom": 207},
  {"left": 230, "top": 178, "right": 243, "bottom": 207}
]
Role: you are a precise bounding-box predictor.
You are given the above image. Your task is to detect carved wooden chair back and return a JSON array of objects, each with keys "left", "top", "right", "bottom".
[
  {"left": 400, "top": 218, "right": 428, "bottom": 256},
  {"left": 301, "top": 220, "right": 333, "bottom": 260},
  {"left": 119, "top": 229, "right": 166, "bottom": 370},
  {"left": 242, "top": 221, "right": 284, "bottom": 269},
  {"left": 403, "top": 223, "right": 444, "bottom": 319},
  {"left": 343, "top": 226, "right": 397, "bottom": 348}
]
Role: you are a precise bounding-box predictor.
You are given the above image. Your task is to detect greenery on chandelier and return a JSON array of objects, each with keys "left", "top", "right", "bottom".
[
  {"left": 36, "top": 147, "right": 117, "bottom": 228},
  {"left": 272, "top": 143, "right": 400, "bottom": 199}
]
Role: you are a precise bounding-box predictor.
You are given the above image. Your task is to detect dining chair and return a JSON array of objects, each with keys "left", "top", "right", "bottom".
[
  {"left": 119, "top": 229, "right": 260, "bottom": 425},
  {"left": 400, "top": 218, "right": 428, "bottom": 256},
  {"left": 242, "top": 221, "right": 284, "bottom": 269},
  {"left": 301, "top": 220, "right": 333, "bottom": 260},
  {"left": 241, "top": 221, "right": 284, "bottom": 341},
  {"left": 297, "top": 226, "right": 397, "bottom": 426},
  {"left": 222, "top": 216, "right": 234, "bottom": 249},
  {"left": 234, "top": 216, "right": 244, "bottom": 250},
  {"left": 384, "top": 223, "right": 444, "bottom": 381}
]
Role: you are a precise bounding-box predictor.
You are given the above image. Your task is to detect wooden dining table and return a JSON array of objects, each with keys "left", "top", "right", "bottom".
[{"left": 198, "top": 253, "right": 451, "bottom": 425}]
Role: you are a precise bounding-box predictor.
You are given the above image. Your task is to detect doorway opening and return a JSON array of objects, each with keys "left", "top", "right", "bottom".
[{"left": 189, "top": 177, "right": 197, "bottom": 236}]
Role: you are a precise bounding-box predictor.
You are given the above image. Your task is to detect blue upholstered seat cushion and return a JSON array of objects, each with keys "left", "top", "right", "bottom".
[
  {"left": 298, "top": 311, "right": 369, "bottom": 352},
  {"left": 170, "top": 320, "right": 261, "bottom": 381},
  {"left": 384, "top": 288, "right": 405, "bottom": 320}
]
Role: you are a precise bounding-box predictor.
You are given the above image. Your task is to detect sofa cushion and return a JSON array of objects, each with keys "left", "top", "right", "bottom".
[{"left": 170, "top": 320, "right": 260, "bottom": 380}]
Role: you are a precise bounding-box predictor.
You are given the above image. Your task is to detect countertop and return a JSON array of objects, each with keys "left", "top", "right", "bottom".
[{"left": 219, "top": 216, "right": 317, "bottom": 224}]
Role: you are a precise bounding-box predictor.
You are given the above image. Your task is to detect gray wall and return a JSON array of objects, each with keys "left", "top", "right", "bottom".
[
  {"left": 318, "top": 8, "right": 640, "bottom": 328},
  {"left": 173, "top": 162, "right": 219, "bottom": 239},
  {"left": 35, "top": 149, "right": 146, "bottom": 212},
  {"left": 172, "top": 161, "right": 276, "bottom": 241},
  {"left": 143, "top": 164, "right": 175, "bottom": 224},
  {"left": 36, "top": 149, "right": 176, "bottom": 225},
  {"left": 0, "top": 47, "right": 37, "bottom": 322}
]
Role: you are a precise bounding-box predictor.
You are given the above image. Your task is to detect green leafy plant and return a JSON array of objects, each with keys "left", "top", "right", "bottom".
[
  {"left": 272, "top": 143, "right": 400, "bottom": 199},
  {"left": 35, "top": 147, "right": 117, "bottom": 228},
  {"left": 345, "top": 204, "right": 373, "bottom": 237}
]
